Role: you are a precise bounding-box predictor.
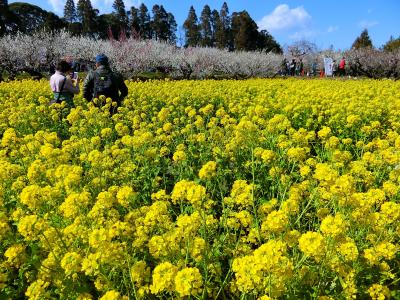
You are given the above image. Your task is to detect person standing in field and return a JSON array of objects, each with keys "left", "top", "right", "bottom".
[
  {"left": 311, "top": 60, "right": 318, "bottom": 76},
  {"left": 289, "top": 59, "right": 296, "bottom": 76},
  {"left": 338, "top": 57, "right": 346, "bottom": 76},
  {"left": 82, "top": 54, "right": 128, "bottom": 109},
  {"left": 298, "top": 58, "right": 304, "bottom": 76},
  {"left": 332, "top": 60, "right": 337, "bottom": 77},
  {"left": 49, "top": 60, "right": 80, "bottom": 107}
]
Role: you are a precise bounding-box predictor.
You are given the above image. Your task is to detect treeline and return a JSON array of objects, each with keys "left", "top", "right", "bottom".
[
  {"left": 183, "top": 3, "right": 281, "bottom": 53},
  {"left": 0, "top": 0, "right": 281, "bottom": 53}
]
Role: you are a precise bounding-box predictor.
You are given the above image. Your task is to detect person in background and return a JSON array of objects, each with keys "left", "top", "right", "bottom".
[
  {"left": 332, "top": 60, "right": 337, "bottom": 77},
  {"left": 281, "top": 58, "right": 289, "bottom": 76},
  {"left": 49, "top": 60, "right": 80, "bottom": 107},
  {"left": 339, "top": 57, "right": 346, "bottom": 76},
  {"left": 289, "top": 59, "right": 296, "bottom": 76},
  {"left": 82, "top": 54, "right": 128, "bottom": 110},
  {"left": 311, "top": 60, "right": 318, "bottom": 76}
]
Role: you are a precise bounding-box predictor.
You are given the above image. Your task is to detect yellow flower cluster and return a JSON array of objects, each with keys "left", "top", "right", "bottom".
[{"left": 0, "top": 78, "right": 400, "bottom": 299}]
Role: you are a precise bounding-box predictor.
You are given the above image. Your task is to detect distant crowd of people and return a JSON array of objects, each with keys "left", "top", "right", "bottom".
[{"left": 280, "top": 57, "right": 346, "bottom": 77}]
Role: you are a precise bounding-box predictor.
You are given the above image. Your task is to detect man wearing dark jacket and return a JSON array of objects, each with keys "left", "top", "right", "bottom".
[{"left": 82, "top": 54, "right": 128, "bottom": 107}]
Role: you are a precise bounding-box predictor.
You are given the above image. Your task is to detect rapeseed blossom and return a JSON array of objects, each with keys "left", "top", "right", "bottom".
[{"left": 1, "top": 78, "right": 400, "bottom": 299}]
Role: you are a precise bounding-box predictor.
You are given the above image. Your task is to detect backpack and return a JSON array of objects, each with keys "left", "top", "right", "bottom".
[{"left": 93, "top": 71, "right": 116, "bottom": 99}]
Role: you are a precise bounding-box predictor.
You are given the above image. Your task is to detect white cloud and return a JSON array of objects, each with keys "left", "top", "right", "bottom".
[
  {"left": 48, "top": 0, "right": 64, "bottom": 14},
  {"left": 257, "top": 4, "right": 311, "bottom": 32},
  {"left": 289, "top": 29, "right": 317, "bottom": 40},
  {"left": 358, "top": 20, "right": 378, "bottom": 29},
  {"left": 327, "top": 26, "right": 338, "bottom": 33}
]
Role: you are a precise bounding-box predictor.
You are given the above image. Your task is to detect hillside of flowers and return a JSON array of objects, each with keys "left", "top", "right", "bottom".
[{"left": 0, "top": 78, "right": 400, "bottom": 299}]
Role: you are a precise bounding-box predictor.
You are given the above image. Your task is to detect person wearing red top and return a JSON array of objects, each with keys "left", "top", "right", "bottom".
[{"left": 338, "top": 57, "right": 346, "bottom": 77}]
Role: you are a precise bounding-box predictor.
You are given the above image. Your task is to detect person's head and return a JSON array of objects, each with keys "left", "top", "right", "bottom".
[
  {"left": 56, "top": 60, "right": 72, "bottom": 73},
  {"left": 95, "top": 54, "right": 109, "bottom": 68}
]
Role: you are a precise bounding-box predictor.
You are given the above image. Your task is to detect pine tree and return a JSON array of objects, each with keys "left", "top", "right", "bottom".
[
  {"left": 151, "top": 5, "right": 170, "bottom": 41},
  {"left": 383, "top": 35, "right": 400, "bottom": 52},
  {"left": 77, "top": 0, "right": 97, "bottom": 36},
  {"left": 231, "top": 11, "right": 258, "bottom": 51},
  {"left": 199, "top": 5, "right": 212, "bottom": 47},
  {"left": 215, "top": 2, "right": 230, "bottom": 49},
  {"left": 64, "top": 0, "right": 76, "bottom": 23},
  {"left": 76, "top": 0, "right": 85, "bottom": 23},
  {"left": 129, "top": 6, "right": 140, "bottom": 37},
  {"left": 113, "top": 0, "right": 128, "bottom": 31},
  {"left": 167, "top": 12, "right": 177, "bottom": 43},
  {"left": 352, "top": 29, "right": 373, "bottom": 49},
  {"left": 183, "top": 6, "right": 200, "bottom": 47},
  {"left": 138, "top": 3, "right": 151, "bottom": 39}
]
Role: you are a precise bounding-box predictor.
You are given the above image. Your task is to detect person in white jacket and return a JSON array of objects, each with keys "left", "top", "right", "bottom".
[{"left": 49, "top": 60, "right": 80, "bottom": 107}]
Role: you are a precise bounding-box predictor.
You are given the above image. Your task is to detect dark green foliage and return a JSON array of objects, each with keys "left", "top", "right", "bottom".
[
  {"left": 183, "top": 6, "right": 200, "bottom": 47},
  {"left": 113, "top": 0, "right": 128, "bottom": 32},
  {"left": 210, "top": 9, "right": 220, "bottom": 47},
  {"left": 96, "top": 13, "right": 118, "bottom": 39},
  {"left": 199, "top": 5, "right": 213, "bottom": 47},
  {"left": 151, "top": 5, "right": 168, "bottom": 41},
  {"left": 166, "top": 12, "right": 177, "bottom": 43},
  {"left": 231, "top": 10, "right": 258, "bottom": 51},
  {"left": 256, "top": 29, "right": 283, "bottom": 54},
  {"left": 383, "top": 35, "right": 400, "bottom": 52},
  {"left": 215, "top": 2, "right": 230, "bottom": 49},
  {"left": 138, "top": 3, "right": 152, "bottom": 39},
  {"left": 8, "top": 2, "right": 65, "bottom": 33},
  {"left": 352, "top": 29, "right": 373, "bottom": 49},
  {"left": 129, "top": 6, "right": 140, "bottom": 36},
  {"left": 63, "top": 0, "right": 76, "bottom": 23},
  {"left": 76, "top": 0, "right": 97, "bottom": 36}
]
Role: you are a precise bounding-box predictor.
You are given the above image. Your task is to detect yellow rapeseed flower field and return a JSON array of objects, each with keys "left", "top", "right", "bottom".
[{"left": 0, "top": 78, "right": 400, "bottom": 299}]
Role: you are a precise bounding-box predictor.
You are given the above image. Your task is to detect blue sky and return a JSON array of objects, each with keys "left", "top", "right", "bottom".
[{"left": 9, "top": 0, "right": 400, "bottom": 50}]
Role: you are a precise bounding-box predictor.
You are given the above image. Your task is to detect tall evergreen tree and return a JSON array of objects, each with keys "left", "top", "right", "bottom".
[
  {"left": 113, "top": 0, "right": 128, "bottom": 31},
  {"left": 138, "top": 3, "right": 151, "bottom": 39},
  {"left": 63, "top": 0, "right": 76, "bottom": 23},
  {"left": 352, "top": 29, "right": 373, "bottom": 49},
  {"left": 215, "top": 2, "right": 230, "bottom": 49},
  {"left": 210, "top": 9, "right": 220, "bottom": 47},
  {"left": 151, "top": 5, "right": 170, "bottom": 41},
  {"left": 167, "top": 12, "right": 177, "bottom": 43},
  {"left": 199, "top": 5, "right": 212, "bottom": 47},
  {"left": 76, "top": 0, "right": 85, "bottom": 23},
  {"left": 77, "top": 0, "right": 96, "bottom": 36},
  {"left": 129, "top": 6, "right": 140, "bottom": 36},
  {"left": 231, "top": 11, "right": 258, "bottom": 51},
  {"left": 183, "top": 6, "right": 200, "bottom": 47}
]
